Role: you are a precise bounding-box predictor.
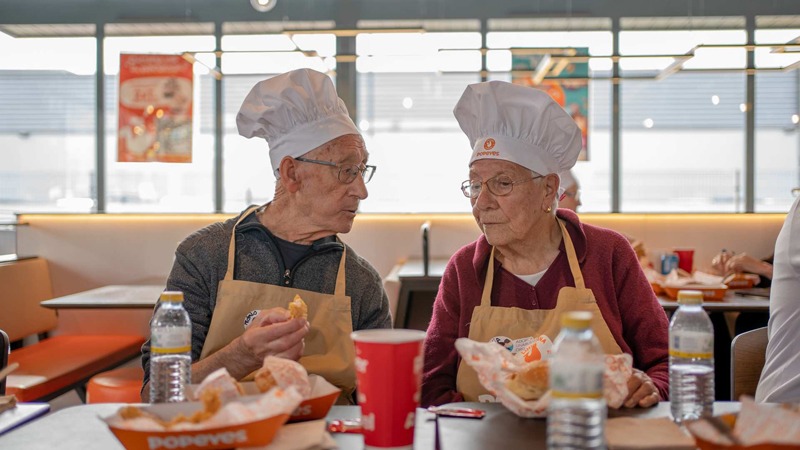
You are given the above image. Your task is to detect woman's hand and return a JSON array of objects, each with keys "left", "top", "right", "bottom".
[
  {"left": 623, "top": 369, "right": 660, "bottom": 408},
  {"left": 724, "top": 253, "right": 773, "bottom": 279}
]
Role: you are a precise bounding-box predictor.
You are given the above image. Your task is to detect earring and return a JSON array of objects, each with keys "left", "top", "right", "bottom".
[{"left": 545, "top": 206, "right": 552, "bottom": 213}]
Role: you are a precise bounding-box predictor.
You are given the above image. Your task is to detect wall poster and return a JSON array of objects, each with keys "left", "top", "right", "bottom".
[
  {"left": 118, "top": 54, "right": 193, "bottom": 163},
  {"left": 512, "top": 48, "right": 589, "bottom": 161}
]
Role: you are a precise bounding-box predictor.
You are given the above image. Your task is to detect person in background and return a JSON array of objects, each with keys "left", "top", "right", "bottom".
[
  {"left": 422, "top": 81, "right": 669, "bottom": 408},
  {"left": 557, "top": 169, "right": 581, "bottom": 212},
  {"left": 558, "top": 169, "right": 651, "bottom": 269},
  {"left": 756, "top": 195, "right": 800, "bottom": 403},
  {"left": 711, "top": 251, "right": 773, "bottom": 334},
  {"left": 140, "top": 69, "right": 392, "bottom": 403},
  {"left": 711, "top": 251, "right": 774, "bottom": 287}
]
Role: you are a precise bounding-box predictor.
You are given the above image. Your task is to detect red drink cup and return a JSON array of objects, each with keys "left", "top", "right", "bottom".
[
  {"left": 674, "top": 248, "right": 695, "bottom": 273},
  {"left": 351, "top": 329, "right": 426, "bottom": 449}
]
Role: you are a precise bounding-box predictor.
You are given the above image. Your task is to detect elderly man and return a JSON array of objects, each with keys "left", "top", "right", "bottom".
[
  {"left": 141, "top": 69, "right": 392, "bottom": 403},
  {"left": 422, "top": 81, "right": 668, "bottom": 408}
]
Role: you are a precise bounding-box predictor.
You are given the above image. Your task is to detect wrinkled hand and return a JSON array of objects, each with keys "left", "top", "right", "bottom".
[
  {"left": 624, "top": 369, "right": 660, "bottom": 408},
  {"left": 725, "top": 253, "right": 771, "bottom": 278},
  {"left": 240, "top": 308, "right": 309, "bottom": 364}
]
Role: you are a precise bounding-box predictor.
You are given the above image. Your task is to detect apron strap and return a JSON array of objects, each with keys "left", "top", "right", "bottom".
[
  {"left": 224, "top": 205, "right": 262, "bottom": 281},
  {"left": 334, "top": 240, "right": 347, "bottom": 297},
  {"left": 557, "top": 218, "right": 586, "bottom": 290},
  {"left": 479, "top": 247, "right": 496, "bottom": 307}
]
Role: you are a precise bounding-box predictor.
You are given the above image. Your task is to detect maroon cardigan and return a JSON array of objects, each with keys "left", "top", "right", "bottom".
[{"left": 421, "top": 209, "right": 670, "bottom": 407}]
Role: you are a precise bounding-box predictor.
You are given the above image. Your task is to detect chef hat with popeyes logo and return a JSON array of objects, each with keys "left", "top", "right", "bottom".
[
  {"left": 236, "top": 68, "right": 361, "bottom": 177},
  {"left": 453, "top": 80, "right": 582, "bottom": 178}
]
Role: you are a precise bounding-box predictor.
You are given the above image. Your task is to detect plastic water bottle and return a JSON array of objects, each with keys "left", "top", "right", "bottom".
[
  {"left": 149, "top": 291, "right": 192, "bottom": 403},
  {"left": 669, "top": 290, "right": 714, "bottom": 423},
  {"left": 547, "top": 311, "right": 606, "bottom": 450}
]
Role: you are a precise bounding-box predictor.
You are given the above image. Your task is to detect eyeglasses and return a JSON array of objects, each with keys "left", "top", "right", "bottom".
[
  {"left": 294, "top": 157, "right": 376, "bottom": 184},
  {"left": 461, "top": 174, "right": 543, "bottom": 198}
]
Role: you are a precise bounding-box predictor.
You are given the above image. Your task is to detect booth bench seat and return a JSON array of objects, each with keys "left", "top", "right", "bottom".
[{"left": 0, "top": 258, "right": 145, "bottom": 402}]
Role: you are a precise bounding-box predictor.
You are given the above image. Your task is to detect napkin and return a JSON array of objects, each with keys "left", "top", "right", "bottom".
[
  {"left": 606, "top": 417, "right": 695, "bottom": 450},
  {"left": 239, "top": 419, "right": 337, "bottom": 450}
]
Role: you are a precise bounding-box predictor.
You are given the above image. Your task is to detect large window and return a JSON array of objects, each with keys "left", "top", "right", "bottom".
[
  {"left": 486, "top": 29, "right": 613, "bottom": 212},
  {"left": 754, "top": 28, "right": 800, "bottom": 212},
  {"left": 356, "top": 31, "right": 482, "bottom": 213},
  {"left": 221, "top": 31, "right": 335, "bottom": 212},
  {"left": 0, "top": 31, "right": 96, "bottom": 213},
  {"left": 619, "top": 29, "right": 747, "bottom": 212},
  {"left": 1, "top": 16, "right": 799, "bottom": 215}
]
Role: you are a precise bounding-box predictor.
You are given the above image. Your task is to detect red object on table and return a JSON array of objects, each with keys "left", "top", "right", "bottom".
[{"left": 674, "top": 249, "right": 695, "bottom": 274}]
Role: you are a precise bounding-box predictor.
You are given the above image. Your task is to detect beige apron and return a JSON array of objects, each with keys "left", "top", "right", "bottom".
[
  {"left": 456, "top": 219, "right": 623, "bottom": 402},
  {"left": 199, "top": 206, "right": 356, "bottom": 403}
]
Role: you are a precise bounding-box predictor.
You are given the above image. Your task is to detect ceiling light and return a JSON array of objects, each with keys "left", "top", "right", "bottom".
[
  {"left": 250, "top": 0, "right": 277, "bottom": 13},
  {"left": 711, "top": 95, "right": 720, "bottom": 105},
  {"left": 739, "top": 103, "right": 748, "bottom": 113},
  {"left": 792, "top": 114, "right": 799, "bottom": 124},
  {"left": 643, "top": 118, "right": 654, "bottom": 128},
  {"left": 402, "top": 97, "right": 413, "bottom": 109}
]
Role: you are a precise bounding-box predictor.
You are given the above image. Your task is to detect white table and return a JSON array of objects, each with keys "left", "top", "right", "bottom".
[
  {"left": 0, "top": 403, "right": 50, "bottom": 436},
  {"left": 40, "top": 285, "right": 163, "bottom": 310}
]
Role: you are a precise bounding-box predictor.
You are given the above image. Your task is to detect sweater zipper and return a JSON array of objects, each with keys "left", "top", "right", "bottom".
[
  {"left": 281, "top": 244, "right": 341, "bottom": 287},
  {"left": 283, "top": 269, "right": 292, "bottom": 286}
]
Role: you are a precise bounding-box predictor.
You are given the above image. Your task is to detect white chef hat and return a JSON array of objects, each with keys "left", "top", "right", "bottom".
[
  {"left": 454, "top": 81, "right": 581, "bottom": 177},
  {"left": 557, "top": 169, "right": 577, "bottom": 197},
  {"left": 236, "top": 68, "right": 360, "bottom": 176}
]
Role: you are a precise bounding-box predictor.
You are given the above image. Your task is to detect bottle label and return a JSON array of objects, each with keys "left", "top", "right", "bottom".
[
  {"left": 550, "top": 362, "right": 604, "bottom": 399},
  {"left": 669, "top": 330, "right": 713, "bottom": 359},
  {"left": 152, "top": 327, "right": 191, "bottom": 354}
]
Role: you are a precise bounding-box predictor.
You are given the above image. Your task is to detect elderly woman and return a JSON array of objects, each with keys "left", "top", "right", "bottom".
[
  {"left": 558, "top": 169, "right": 581, "bottom": 211},
  {"left": 421, "top": 81, "right": 669, "bottom": 408}
]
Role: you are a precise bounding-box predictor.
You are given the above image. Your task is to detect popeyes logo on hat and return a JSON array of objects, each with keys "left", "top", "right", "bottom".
[{"left": 483, "top": 138, "right": 496, "bottom": 150}]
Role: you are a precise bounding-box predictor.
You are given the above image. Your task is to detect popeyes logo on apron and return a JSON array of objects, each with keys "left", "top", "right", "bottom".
[{"left": 490, "top": 335, "right": 553, "bottom": 363}]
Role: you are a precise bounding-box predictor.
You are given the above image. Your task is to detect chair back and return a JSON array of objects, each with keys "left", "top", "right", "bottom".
[
  {"left": 730, "top": 326, "right": 768, "bottom": 400},
  {"left": 1, "top": 328, "right": 9, "bottom": 395}
]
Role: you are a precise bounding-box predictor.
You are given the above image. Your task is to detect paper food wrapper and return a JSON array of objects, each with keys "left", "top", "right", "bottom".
[
  {"left": 188, "top": 374, "right": 340, "bottom": 423},
  {"left": 455, "top": 337, "right": 633, "bottom": 418},
  {"left": 687, "top": 397, "right": 800, "bottom": 449},
  {"left": 104, "top": 387, "right": 302, "bottom": 450},
  {"left": 240, "top": 375, "right": 341, "bottom": 422}
]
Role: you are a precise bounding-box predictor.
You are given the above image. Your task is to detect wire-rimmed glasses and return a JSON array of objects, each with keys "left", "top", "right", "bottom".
[
  {"left": 294, "top": 157, "right": 376, "bottom": 184},
  {"left": 461, "top": 174, "right": 543, "bottom": 198}
]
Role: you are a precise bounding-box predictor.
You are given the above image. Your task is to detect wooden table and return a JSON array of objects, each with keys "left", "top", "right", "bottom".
[
  {"left": 430, "top": 401, "right": 741, "bottom": 449},
  {"left": 40, "top": 285, "right": 163, "bottom": 310}
]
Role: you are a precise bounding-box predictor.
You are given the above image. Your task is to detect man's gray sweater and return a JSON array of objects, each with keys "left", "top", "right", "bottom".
[{"left": 141, "top": 207, "right": 392, "bottom": 387}]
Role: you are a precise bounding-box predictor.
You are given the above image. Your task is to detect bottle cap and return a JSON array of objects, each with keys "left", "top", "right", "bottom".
[
  {"left": 677, "top": 290, "right": 703, "bottom": 305},
  {"left": 160, "top": 291, "right": 184, "bottom": 302},
  {"left": 561, "top": 311, "right": 593, "bottom": 329}
]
